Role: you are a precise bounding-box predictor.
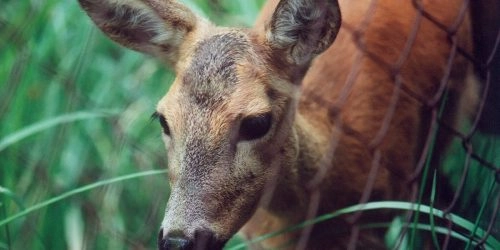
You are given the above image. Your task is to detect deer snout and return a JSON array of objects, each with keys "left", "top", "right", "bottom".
[
  {"left": 158, "top": 229, "right": 192, "bottom": 250},
  {"left": 158, "top": 228, "right": 226, "bottom": 250}
]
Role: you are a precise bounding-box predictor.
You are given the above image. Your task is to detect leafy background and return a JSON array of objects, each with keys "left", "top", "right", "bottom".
[
  {"left": 1, "top": 0, "right": 498, "bottom": 249},
  {"left": 0, "top": 0, "right": 264, "bottom": 249}
]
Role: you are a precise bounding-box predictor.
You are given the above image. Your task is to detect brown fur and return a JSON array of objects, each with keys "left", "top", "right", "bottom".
[
  {"left": 242, "top": 0, "right": 476, "bottom": 249},
  {"left": 78, "top": 0, "right": 477, "bottom": 249}
]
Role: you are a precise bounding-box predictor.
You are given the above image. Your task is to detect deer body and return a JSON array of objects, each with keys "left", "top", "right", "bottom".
[
  {"left": 78, "top": 0, "right": 476, "bottom": 249},
  {"left": 243, "top": 1, "right": 476, "bottom": 249}
]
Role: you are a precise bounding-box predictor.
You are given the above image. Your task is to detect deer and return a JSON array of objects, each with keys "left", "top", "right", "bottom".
[{"left": 78, "top": 0, "right": 477, "bottom": 249}]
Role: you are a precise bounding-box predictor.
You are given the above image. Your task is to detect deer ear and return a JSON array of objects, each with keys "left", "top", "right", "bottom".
[
  {"left": 266, "top": 0, "right": 341, "bottom": 66},
  {"left": 78, "top": 0, "right": 199, "bottom": 66}
]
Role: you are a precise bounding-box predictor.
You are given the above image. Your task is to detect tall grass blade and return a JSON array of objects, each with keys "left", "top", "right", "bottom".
[
  {"left": 227, "top": 201, "right": 500, "bottom": 250},
  {"left": 0, "top": 169, "right": 167, "bottom": 227},
  {"left": 0, "top": 110, "right": 118, "bottom": 152}
]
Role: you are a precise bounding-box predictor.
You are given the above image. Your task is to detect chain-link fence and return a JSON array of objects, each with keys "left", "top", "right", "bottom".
[
  {"left": 299, "top": 0, "right": 500, "bottom": 249},
  {"left": 1, "top": 0, "right": 498, "bottom": 249}
]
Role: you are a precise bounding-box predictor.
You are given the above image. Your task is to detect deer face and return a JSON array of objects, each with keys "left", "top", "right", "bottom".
[
  {"left": 78, "top": 0, "right": 340, "bottom": 249},
  {"left": 155, "top": 30, "right": 300, "bottom": 248}
]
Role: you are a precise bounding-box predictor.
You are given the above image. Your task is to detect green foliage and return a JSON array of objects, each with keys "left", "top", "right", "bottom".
[
  {"left": 0, "top": 0, "right": 264, "bottom": 249},
  {"left": 442, "top": 133, "right": 500, "bottom": 248},
  {"left": 1, "top": 0, "right": 498, "bottom": 249},
  {"left": 228, "top": 201, "right": 499, "bottom": 250}
]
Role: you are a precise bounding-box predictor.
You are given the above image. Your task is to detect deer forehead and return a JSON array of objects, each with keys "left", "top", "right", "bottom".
[{"left": 158, "top": 31, "right": 272, "bottom": 126}]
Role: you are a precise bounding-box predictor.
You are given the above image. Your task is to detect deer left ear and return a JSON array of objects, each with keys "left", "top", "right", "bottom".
[
  {"left": 266, "top": 0, "right": 341, "bottom": 67},
  {"left": 78, "top": 0, "right": 199, "bottom": 66}
]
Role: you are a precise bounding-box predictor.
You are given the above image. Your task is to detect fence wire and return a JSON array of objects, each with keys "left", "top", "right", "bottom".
[
  {"left": 289, "top": 0, "right": 500, "bottom": 249},
  {"left": 1, "top": 0, "right": 499, "bottom": 249}
]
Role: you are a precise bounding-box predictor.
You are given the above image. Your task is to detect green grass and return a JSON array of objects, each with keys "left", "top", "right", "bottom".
[
  {"left": 1, "top": 0, "right": 498, "bottom": 249},
  {"left": 0, "top": 0, "right": 264, "bottom": 249},
  {"left": 226, "top": 201, "right": 500, "bottom": 250}
]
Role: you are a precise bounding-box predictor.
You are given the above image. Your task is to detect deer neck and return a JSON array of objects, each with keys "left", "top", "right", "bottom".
[{"left": 266, "top": 109, "right": 332, "bottom": 217}]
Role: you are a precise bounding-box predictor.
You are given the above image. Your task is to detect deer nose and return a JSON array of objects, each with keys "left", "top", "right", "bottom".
[{"left": 158, "top": 229, "right": 193, "bottom": 250}]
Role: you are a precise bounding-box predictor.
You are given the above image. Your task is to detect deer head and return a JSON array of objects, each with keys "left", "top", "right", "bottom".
[{"left": 78, "top": 0, "right": 340, "bottom": 249}]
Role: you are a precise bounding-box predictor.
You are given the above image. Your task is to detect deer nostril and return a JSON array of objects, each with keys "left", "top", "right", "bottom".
[
  {"left": 158, "top": 229, "right": 165, "bottom": 249},
  {"left": 158, "top": 229, "right": 193, "bottom": 250}
]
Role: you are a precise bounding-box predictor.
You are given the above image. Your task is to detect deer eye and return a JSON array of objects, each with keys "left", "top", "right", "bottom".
[
  {"left": 152, "top": 112, "right": 170, "bottom": 136},
  {"left": 239, "top": 113, "right": 272, "bottom": 141}
]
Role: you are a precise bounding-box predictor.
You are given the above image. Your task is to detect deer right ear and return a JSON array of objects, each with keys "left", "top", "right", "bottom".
[
  {"left": 78, "top": 0, "right": 199, "bottom": 66},
  {"left": 266, "top": 0, "right": 341, "bottom": 67}
]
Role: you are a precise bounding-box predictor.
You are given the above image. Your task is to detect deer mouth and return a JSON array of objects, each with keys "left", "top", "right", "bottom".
[{"left": 158, "top": 228, "right": 228, "bottom": 250}]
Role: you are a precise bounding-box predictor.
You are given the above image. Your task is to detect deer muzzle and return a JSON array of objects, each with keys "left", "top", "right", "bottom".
[{"left": 158, "top": 228, "right": 227, "bottom": 250}]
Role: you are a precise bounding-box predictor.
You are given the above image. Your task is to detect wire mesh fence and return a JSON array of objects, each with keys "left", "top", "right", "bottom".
[
  {"left": 0, "top": 0, "right": 499, "bottom": 249},
  {"left": 309, "top": 0, "right": 500, "bottom": 249}
]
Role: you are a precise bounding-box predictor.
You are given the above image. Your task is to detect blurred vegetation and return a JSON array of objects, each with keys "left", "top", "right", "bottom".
[
  {"left": 0, "top": 0, "right": 498, "bottom": 249},
  {"left": 0, "top": 0, "right": 264, "bottom": 249}
]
